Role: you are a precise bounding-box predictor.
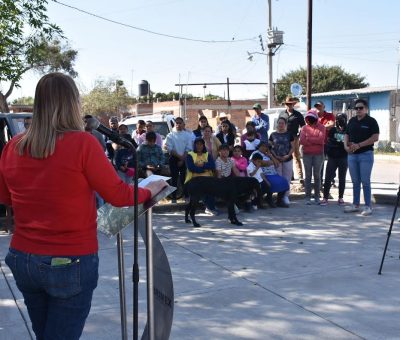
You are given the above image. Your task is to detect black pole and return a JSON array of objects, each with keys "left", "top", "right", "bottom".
[
  {"left": 306, "top": 0, "right": 313, "bottom": 110},
  {"left": 378, "top": 186, "right": 400, "bottom": 274},
  {"left": 227, "top": 77, "right": 231, "bottom": 113}
]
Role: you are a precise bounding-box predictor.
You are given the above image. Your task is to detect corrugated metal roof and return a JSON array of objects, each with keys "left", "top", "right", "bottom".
[{"left": 304, "top": 86, "right": 397, "bottom": 97}]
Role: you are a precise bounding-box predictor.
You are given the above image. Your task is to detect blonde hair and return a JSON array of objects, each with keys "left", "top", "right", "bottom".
[{"left": 17, "top": 73, "right": 83, "bottom": 158}]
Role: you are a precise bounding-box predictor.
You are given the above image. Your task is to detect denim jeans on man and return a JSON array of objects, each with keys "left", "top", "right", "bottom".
[
  {"left": 5, "top": 248, "right": 99, "bottom": 340},
  {"left": 347, "top": 150, "right": 374, "bottom": 207}
]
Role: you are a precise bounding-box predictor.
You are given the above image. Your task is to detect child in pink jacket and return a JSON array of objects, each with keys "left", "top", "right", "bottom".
[
  {"left": 231, "top": 145, "right": 248, "bottom": 177},
  {"left": 300, "top": 109, "right": 326, "bottom": 205}
]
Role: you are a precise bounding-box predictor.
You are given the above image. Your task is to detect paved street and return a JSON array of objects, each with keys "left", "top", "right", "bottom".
[
  {"left": 1, "top": 194, "right": 400, "bottom": 339},
  {"left": 1, "top": 154, "right": 400, "bottom": 339}
]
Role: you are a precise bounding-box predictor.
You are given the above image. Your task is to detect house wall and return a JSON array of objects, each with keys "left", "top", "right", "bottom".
[
  {"left": 311, "top": 92, "right": 392, "bottom": 141},
  {"left": 132, "top": 100, "right": 269, "bottom": 132}
]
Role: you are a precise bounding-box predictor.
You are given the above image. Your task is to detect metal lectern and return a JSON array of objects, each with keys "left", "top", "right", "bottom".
[{"left": 97, "top": 185, "right": 176, "bottom": 340}]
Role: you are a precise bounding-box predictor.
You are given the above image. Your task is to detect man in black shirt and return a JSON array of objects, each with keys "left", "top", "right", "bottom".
[{"left": 279, "top": 96, "right": 306, "bottom": 183}]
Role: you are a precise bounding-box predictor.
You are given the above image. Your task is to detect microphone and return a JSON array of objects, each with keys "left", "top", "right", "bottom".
[{"left": 86, "top": 117, "right": 134, "bottom": 149}]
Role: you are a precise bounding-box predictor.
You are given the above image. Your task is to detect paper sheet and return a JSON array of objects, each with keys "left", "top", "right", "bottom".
[{"left": 138, "top": 174, "right": 171, "bottom": 188}]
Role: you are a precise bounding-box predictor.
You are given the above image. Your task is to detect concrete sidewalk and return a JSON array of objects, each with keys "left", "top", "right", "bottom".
[{"left": 1, "top": 198, "right": 400, "bottom": 339}]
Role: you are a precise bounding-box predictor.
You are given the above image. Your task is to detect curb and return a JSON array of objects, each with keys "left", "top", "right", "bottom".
[{"left": 153, "top": 191, "right": 399, "bottom": 213}]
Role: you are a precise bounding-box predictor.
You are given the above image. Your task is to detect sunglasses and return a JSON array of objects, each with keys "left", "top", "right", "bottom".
[{"left": 355, "top": 106, "right": 364, "bottom": 110}]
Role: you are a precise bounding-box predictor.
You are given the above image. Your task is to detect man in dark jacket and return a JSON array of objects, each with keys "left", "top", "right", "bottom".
[{"left": 279, "top": 96, "right": 305, "bottom": 183}]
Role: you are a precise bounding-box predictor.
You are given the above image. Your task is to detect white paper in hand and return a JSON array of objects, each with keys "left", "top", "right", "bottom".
[{"left": 138, "top": 174, "right": 171, "bottom": 188}]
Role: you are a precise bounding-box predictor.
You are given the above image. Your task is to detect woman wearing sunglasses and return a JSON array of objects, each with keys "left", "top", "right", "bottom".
[{"left": 344, "top": 99, "right": 379, "bottom": 216}]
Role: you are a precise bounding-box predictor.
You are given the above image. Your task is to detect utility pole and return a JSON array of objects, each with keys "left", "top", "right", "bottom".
[
  {"left": 306, "top": 0, "right": 313, "bottom": 109},
  {"left": 396, "top": 41, "right": 400, "bottom": 104},
  {"left": 265, "top": 0, "right": 284, "bottom": 109},
  {"left": 267, "top": 0, "right": 273, "bottom": 109}
]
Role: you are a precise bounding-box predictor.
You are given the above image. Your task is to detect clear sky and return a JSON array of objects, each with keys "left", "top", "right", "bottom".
[{"left": 8, "top": 0, "right": 400, "bottom": 101}]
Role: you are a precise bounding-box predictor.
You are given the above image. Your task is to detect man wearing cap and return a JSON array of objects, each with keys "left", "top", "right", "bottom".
[
  {"left": 314, "top": 101, "right": 336, "bottom": 187},
  {"left": 106, "top": 116, "right": 119, "bottom": 163},
  {"left": 279, "top": 96, "right": 306, "bottom": 183},
  {"left": 314, "top": 101, "right": 335, "bottom": 133},
  {"left": 251, "top": 103, "right": 270, "bottom": 142}
]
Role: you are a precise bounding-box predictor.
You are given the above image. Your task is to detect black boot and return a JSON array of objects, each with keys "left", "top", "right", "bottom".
[{"left": 265, "top": 191, "right": 276, "bottom": 208}]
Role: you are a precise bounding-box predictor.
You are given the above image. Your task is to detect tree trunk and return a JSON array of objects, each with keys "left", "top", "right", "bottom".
[{"left": 0, "top": 92, "right": 10, "bottom": 113}]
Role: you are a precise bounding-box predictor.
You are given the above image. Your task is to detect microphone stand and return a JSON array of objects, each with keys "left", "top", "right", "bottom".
[
  {"left": 132, "top": 143, "right": 140, "bottom": 340},
  {"left": 112, "top": 137, "right": 140, "bottom": 339},
  {"left": 87, "top": 118, "right": 141, "bottom": 338},
  {"left": 378, "top": 185, "right": 400, "bottom": 274}
]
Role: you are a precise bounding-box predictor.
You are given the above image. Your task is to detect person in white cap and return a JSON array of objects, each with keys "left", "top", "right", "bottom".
[{"left": 216, "top": 112, "right": 236, "bottom": 134}]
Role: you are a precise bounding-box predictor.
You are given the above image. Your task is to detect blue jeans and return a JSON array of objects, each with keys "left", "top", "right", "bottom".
[
  {"left": 5, "top": 248, "right": 99, "bottom": 340},
  {"left": 347, "top": 150, "right": 374, "bottom": 207}
]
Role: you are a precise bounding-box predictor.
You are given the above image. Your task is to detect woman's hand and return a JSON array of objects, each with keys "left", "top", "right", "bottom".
[{"left": 145, "top": 180, "right": 168, "bottom": 198}]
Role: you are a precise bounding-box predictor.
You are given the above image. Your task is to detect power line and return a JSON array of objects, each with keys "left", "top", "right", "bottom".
[{"left": 52, "top": 0, "right": 258, "bottom": 44}]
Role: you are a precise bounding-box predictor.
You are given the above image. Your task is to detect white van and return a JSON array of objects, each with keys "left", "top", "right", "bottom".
[
  {"left": 264, "top": 107, "right": 307, "bottom": 130},
  {"left": 120, "top": 112, "right": 176, "bottom": 140}
]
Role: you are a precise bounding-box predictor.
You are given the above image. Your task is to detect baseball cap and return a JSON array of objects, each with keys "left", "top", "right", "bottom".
[
  {"left": 314, "top": 101, "right": 324, "bottom": 107},
  {"left": 305, "top": 109, "right": 318, "bottom": 120},
  {"left": 252, "top": 103, "right": 262, "bottom": 110}
]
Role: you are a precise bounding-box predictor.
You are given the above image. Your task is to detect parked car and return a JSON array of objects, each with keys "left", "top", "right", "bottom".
[
  {"left": 0, "top": 112, "right": 32, "bottom": 220},
  {"left": 0, "top": 112, "right": 32, "bottom": 150},
  {"left": 121, "top": 112, "right": 176, "bottom": 140},
  {"left": 121, "top": 112, "right": 177, "bottom": 172},
  {"left": 263, "top": 107, "right": 307, "bottom": 131}
]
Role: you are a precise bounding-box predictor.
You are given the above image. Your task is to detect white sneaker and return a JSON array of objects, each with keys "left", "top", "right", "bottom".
[
  {"left": 361, "top": 206, "right": 372, "bottom": 216},
  {"left": 344, "top": 204, "right": 360, "bottom": 213},
  {"left": 252, "top": 205, "right": 258, "bottom": 211},
  {"left": 283, "top": 196, "right": 290, "bottom": 205},
  {"left": 305, "top": 198, "right": 312, "bottom": 205}
]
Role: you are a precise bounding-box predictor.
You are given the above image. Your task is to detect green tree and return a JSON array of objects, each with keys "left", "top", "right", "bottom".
[
  {"left": 81, "top": 79, "right": 136, "bottom": 116},
  {"left": 0, "top": 0, "right": 77, "bottom": 112},
  {"left": 12, "top": 96, "right": 34, "bottom": 105},
  {"left": 204, "top": 93, "right": 224, "bottom": 100},
  {"left": 151, "top": 91, "right": 188, "bottom": 102},
  {"left": 275, "top": 65, "right": 369, "bottom": 104}
]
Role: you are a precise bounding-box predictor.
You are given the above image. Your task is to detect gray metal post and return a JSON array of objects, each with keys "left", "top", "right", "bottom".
[
  {"left": 117, "top": 232, "right": 128, "bottom": 340},
  {"left": 267, "top": 0, "right": 273, "bottom": 109},
  {"left": 145, "top": 208, "right": 155, "bottom": 340},
  {"left": 306, "top": 0, "right": 313, "bottom": 110}
]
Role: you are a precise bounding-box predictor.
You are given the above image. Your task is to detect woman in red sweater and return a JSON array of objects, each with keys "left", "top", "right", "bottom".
[
  {"left": 0, "top": 73, "right": 166, "bottom": 340},
  {"left": 299, "top": 109, "right": 326, "bottom": 205}
]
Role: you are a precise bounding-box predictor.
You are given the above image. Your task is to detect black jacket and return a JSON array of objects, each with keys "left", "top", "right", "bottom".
[
  {"left": 216, "top": 131, "right": 235, "bottom": 146},
  {"left": 279, "top": 109, "right": 305, "bottom": 137}
]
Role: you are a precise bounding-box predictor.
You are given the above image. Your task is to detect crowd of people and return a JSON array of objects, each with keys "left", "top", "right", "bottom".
[{"left": 90, "top": 98, "right": 380, "bottom": 217}]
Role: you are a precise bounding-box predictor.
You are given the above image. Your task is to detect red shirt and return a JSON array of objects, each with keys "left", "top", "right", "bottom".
[
  {"left": 0, "top": 132, "right": 151, "bottom": 256},
  {"left": 318, "top": 111, "right": 335, "bottom": 144}
]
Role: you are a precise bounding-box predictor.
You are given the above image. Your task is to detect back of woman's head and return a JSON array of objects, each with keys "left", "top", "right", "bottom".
[
  {"left": 336, "top": 113, "right": 347, "bottom": 130},
  {"left": 17, "top": 73, "right": 83, "bottom": 158}
]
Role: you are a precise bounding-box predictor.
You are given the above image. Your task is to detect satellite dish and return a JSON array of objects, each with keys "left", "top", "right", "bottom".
[{"left": 290, "top": 83, "right": 302, "bottom": 97}]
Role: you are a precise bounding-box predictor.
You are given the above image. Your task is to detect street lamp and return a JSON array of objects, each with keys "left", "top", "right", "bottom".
[{"left": 247, "top": 31, "right": 283, "bottom": 109}]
